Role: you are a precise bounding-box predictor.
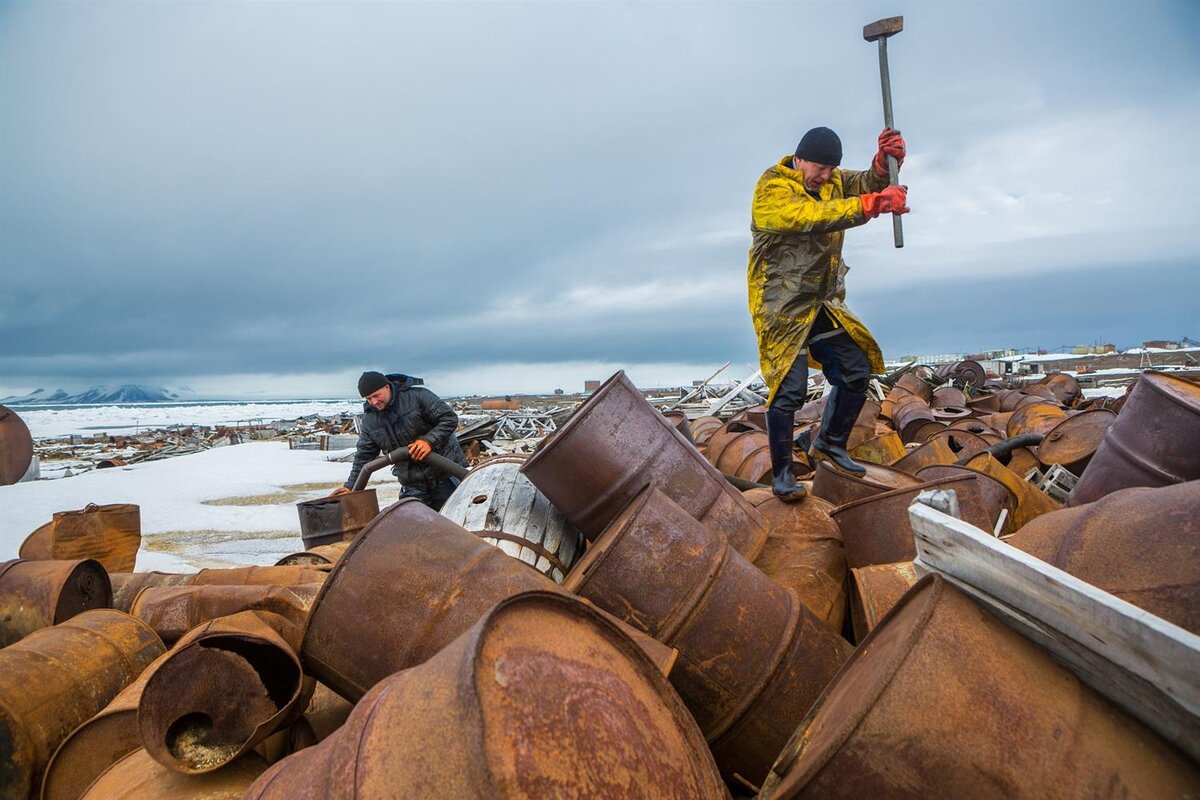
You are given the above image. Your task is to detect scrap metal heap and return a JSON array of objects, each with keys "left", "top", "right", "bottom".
[{"left": 1, "top": 366, "right": 1198, "bottom": 798}]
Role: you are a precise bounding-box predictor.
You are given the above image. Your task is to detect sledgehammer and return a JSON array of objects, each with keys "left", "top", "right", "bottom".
[{"left": 864, "top": 15, "right": 905, "bottom": 248}]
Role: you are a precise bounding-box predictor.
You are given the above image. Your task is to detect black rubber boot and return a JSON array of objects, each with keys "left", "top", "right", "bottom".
[
  {"left": 767, "top": 406, "right": 807, "bottom": 502},
  {"left": 813, "top": 388, "right": 867, "bottom": 475}
]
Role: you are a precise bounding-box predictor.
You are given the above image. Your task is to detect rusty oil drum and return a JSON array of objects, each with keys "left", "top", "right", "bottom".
[
  {"left": 138, "top": 610, "right": 308, "bottom": 775},
  {"left": 0, "top": 558, "right": 111, "bottom": 647},
  {"left": 300, "top": 498, "right": 674, "bottom": 704},
  {"left": 0, "top": 609, "right": 164, "bottom": 799},
  {"left": 703, "top": 426, "right": 774, "bottom": 485},
  {"left": 81, "top": 748, "right": 269, "bottom": 800},
  {"left": 296, "top": 488, "right": 379, "bottom": 549},
  {"left": 520, "top": 371, "right": 769, "bottom": 559},
  {"left": 1008, "top": 481, "right": 1200, "bottom": 634},
  {"left": 1069, "top": 371, "right": 1200, "bottom": 506},
  {"left": 0, "top": 405, "right": 34, "bottom": 486},
  {"left": 848, "top": 561, "right": 918, "bottom": 644},
  {"left": 1035, "top": 408, "right": 1116, "bottom": 474},
  {"left": 810, "top": 459, "right": 920, "bottom": 507},
  {"left": 688, "top": 415, "right": 723, "bottom": 446},
  {"left": 564, "top": 486, "right": 851, "bottom": 785},
  {"left": 19, "top": 503, "right": 141, "bottom": 573},
  {"left": 249, "top": 591, "right": 727, "bottom": 800},
  {"left": 830, "top": 474, "right": 1005, "bottom": 568},
  {"left": 1039, "top": 372, "right": 1083, "bottom": 407},
  {"left": 274, "top": 541, "right": 351, "bottom": 568},
  {"left": 1005, "top": 401, "right": 1068, "bottom": 439},
  {"left": 759, "top": 575, "right": 1200, "bottom": 799},
  {"left": 129, "top": 583, "right": 321, "bottom": 644},
  {"left": 848, "top": 431, "right": 906, "bottom": 466},
  {"left": 744, "top": 488, "right": 847, "bottom": 633},
  {"left": 439, "top": 456, "right": 585, "bottom": 582},
  {"left": 962, "top": 452, "right": 1061, "bottom": 530},
  {"left": 109, "top": 572, "right": 195, "bottom": 613}
]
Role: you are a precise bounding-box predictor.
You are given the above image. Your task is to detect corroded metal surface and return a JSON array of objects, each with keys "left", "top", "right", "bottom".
[
  {"left": 830, "top": 474, "right": 1001, "bottom": 568},
  {"left": 934, "top": 359, "right": 987, "bottom": 389},
  {"left": 0, "top": 610, "right": 164, "bottom": 800},
  {"left": 1069, "top": 371, "right": 1200, "bottom": 506},
  {"left": 191, "top": 566, "right": 327, "bottom": 586},
  {"left": 848, "top": 561, "right": 918, "bottom": 643},
  {"left": 0, "top": 405, "right": 34, "bottom": 486},
  {"left": 42, "top": 651, "right": 166, "bottom": 800},
  {"left": 1009, "top": 481, "right": 1200, "bottom": 634},
  {"left": 759, "top": 576, "right": 1200, "bottom": 799},
  {"left": 129, "top": 584, "right": 321, "bottom": 644},
  {"left": 19, "top": 503, "right": 141, "bottom": 573},
  {"left": 931, "top": 386, "right": 967, "bottom": 409},
  {"left": 138, "top": 610, "right": 308, "bottom": 775},
  {"left": 301, "top": 498, "right": 673, "bottom": 704},
  {"left": 295, "top": 489, "right": 379, "bottom": 549},
  {"left": 913, "top": 464, "right": 1017, "bottom": 536},
  {"left": 1039, "top": 372, "right": 1083, "bottom": 407},
  {"left": 891, "top": 401, "right": 937, "bottom": 444},
  {"left": 895, "top": 372, "right": 933, "bottom": 403},
  {"left": 810, "top": 459, "right": 920, "bottom": 507},
  {"left": 730, "top": 404, "right": 769, "bottom": 432},
  {"left": 110, "top": 572, "right": 195, "bottom": 613},
  {"left": 0, "top": 558, "right": 111, "bottom": 647},
  {"left": 848, "top": 431, "right": 906, "bottom": 466},
  {"left": 661, "top": 410, "right": 694, "bottom": 441},
  {"left": 273, "top": 541, "right": 350, "bottom": 568},
  {"left": 704, "top": 426, "right": 774, "bottom": 485},
  {"left": 1036, "top": 408, "right": 1116, "bottom": 474},
  {"left": 963, "top": 452, "right": 1061, "bottom": 530},
  {"left": 80, "top": 748, "right": 268, "bottom": 799},
  {"left": 564, "top": 487, "right": 850, "bottom": 785},
  {"left": 248, "top": 592, "right": 728, "bottom": 800},
  {"left": 1005, "top": 401, "right": 1068, "bottom": 439},
  {"left": 520, "top": 371, "right": 769, "bottom": 559},
  {"left": 745, "top": 488, "right": 847, "bottom": 632},
  {"left": 689, "top": 415, "right": 723, "bottom": 446},
  {"left": 440, "top": 456, "right": 585, "bottom": 582}
]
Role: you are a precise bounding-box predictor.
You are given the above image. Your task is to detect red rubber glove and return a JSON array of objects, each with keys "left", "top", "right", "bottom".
[
  {"left": 861, "top": 185, "right": 909, "bottom": 219},
  {"left": 872, "top": 128, "right": 906, "bottom": 176}
]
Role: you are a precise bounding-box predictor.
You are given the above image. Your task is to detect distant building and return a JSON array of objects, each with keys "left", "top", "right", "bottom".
[
  {"left": 1142, "top": 340, "right": 1178, "bottom": 350},
  {"left": 584, "top": 380, "right": 602, "bottom": 392}
]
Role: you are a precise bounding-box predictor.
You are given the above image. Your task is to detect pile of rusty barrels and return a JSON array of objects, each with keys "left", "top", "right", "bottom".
[{"left": 2, "top": 368, "right": 1198, "bottom": 799}]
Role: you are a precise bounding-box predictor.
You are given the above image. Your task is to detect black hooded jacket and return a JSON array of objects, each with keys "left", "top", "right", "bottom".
[{"left": 343, "top": 374, "right": 467, "bottom": 493}]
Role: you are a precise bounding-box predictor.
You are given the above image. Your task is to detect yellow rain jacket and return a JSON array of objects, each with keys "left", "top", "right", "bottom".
[{"left": 747, "top": 155, "right": 888, "bottom": 404}]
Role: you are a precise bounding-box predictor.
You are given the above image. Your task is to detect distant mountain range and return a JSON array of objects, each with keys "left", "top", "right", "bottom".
[{"left": 0, "top": 385, "right": 195, "bottom": 405}]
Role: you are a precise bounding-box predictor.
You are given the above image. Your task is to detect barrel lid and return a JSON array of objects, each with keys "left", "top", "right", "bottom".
[
  {"left": 1144, "top": 371, "right": 1200, "bottom": 408},
  {"left": 1037, "top": 409, "right": 1116, "bottom": 466}
]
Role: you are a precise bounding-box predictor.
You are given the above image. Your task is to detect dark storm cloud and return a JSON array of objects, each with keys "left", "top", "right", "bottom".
[{"left": 2, "top": 1, "right": 1197, "bottom": 393}]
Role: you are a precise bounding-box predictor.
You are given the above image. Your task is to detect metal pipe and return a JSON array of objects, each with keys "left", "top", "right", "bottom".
[
  {"left": 957, "top": 432, "right": 1044, "bottom": 465},
  {"left": 352, "top": 446, "right": 469, "bottom": 491}
]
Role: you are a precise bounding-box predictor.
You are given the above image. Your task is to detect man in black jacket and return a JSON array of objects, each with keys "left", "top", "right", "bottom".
[{"left": 331, "top": 371, "right": 468, "bottom": 509}]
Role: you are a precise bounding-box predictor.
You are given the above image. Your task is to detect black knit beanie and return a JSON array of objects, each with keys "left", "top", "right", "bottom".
[
  {"left": 357, "top": 371, "right": 389, "bottom": 397},
  {"left": 794, "top": 127, "right": 842, "bottom": 166}
]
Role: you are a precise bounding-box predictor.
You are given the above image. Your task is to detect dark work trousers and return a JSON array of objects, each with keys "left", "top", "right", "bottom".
[{"left": 400, "top": 475, "right": 460, "bottom": 511}]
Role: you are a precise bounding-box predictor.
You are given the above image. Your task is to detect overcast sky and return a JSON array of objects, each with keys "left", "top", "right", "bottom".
[{"left": 2, "top": 1, "right": 1198, "bottom": 399}]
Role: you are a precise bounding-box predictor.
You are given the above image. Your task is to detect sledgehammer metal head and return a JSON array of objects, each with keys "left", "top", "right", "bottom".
[
  {"left": 863, "top": 15, "right": 905, "bottom": 248},
  {"left": 863, "top": 16, "right": 903, "bottom": 42}
]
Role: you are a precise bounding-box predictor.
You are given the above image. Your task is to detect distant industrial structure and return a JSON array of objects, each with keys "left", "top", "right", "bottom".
[{"left": 894, "top": 338, "right": 1199, "bottom": 381}]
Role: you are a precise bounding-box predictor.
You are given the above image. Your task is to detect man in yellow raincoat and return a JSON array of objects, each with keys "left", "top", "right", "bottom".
[{"left": 747, "top": 126, "right": 909, "bottom": 501}]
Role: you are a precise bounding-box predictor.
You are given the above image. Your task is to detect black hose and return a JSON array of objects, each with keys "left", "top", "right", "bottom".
[
  {"left": 723, "top": 472, "right": 768, "bottom": 491},
  {"left": 352, "top": 446, "right": 470, "bottom": 491},
  {"left": 956, "top": 433, "right": 1044, "bottom": 466}
]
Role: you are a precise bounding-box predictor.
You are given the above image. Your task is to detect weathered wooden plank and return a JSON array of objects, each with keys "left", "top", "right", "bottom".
[{"left": 909, "top": 500, "right": 1200, "bottom": 760}]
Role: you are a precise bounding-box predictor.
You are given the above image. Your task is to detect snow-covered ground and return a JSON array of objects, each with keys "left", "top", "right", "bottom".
[
  {"left": 0, "top": 442, "right": 401, "bottom": 572},
  {"left": 18, "top": 400, "right": 362, "bottom": 439}
]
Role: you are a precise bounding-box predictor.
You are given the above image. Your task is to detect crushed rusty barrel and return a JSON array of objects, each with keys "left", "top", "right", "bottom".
[
  {"left": 689, "top": 415, "right": 723, "bottom": 446},
  {"left": 1035, "top": 408, "right": 1117, "bottom": 474},
  {"left": 0, "top": 405, "right": 34, "bottom": 486},
  {"left": 520, "top": 371, "right": 769, "bottom": 559},
  {"left": 962, "top": 452, "right": 1061, "bottom": 529},
  {"left": 42, "top": 651, "right": 166, "bottom": 800},
  {"left": 810, "top": 459, "right": 920, "bottom": 507},
  {"left": 439, "top": 456, "right": 585, "bottom": 582},
  {"left": 661, "top": 409, "right": 694, "bottom": 441},
  {"left": 1009, "top": 481, "right": 1200, "bottom": 634},
  {"left": 894, "top": 429, "right": 990, "bottom": 476},
  {"left": 248, "top": 591, "right": 727, "bottom": 800},
  {"left": 138, "top": 610, "right": 308, "bottom": 774},
  {"left": 931, "top": 386, "right": 967, "bottom": 409},
  {"left": 1069, "top": 371, "right": 1200, "bottom": 506},
  {"left": 758, "top": 575, "right": 1200, "bottom": 799},
  {"left": 703, "top": 425, "right": 774, "bottom": 485},
  {"left": 965, "top": 392, "right": 1001, "bottom": 414},
  {"left": 129, "top": 583, "right": 321, "bottom": 644},
  {"left": 0, "top": 558, "right": 111, "bottom": 647},
  {"left": 1039, "top": 372, "right": 1082, "bottom": 407},
  {"left": 1005, "top": 401, "right": 1068, "bottom": 439},
  {"left": 830, "top": 474, "right": 1003, "bottom": 568},
  {"left": 848, "top": 430, "right": 906, "bottom": 466},
  {"left": 301, "top": 498, "right": 674, "bottom": 704},
  {"left": 295, "top": 489, "right": 379, "bottom": 549},
  {"left": 80, "top": 749, "right": 269, "bottom": 800},
  {"left": 110, "top": 572, "right": 196, "bottom": 613},
  {"left": 192, "top": 565, "right": 327, "bottom": 586},
  {"left": 895, "top": 371, "right": 934, "bottom": 402},
  {"left": 745, "top": 488, "right": 847, "bottom": 633},
  {"left": 273, "top": 541, "right": 350, "bottom": 568},
  {"left": 914, "top": 464, "right": 1017, "bottom": 535},
  {"left": 848, "top": 561, "right": 918, "bottom": 643},
  {"left": 564, "top": 487, "right": 851, "bottom": 785},
  {"left": 0, "top": 609, "right": 164, "bottom": 799},
  {"left": 19, "top": 503, "right": 141, "bottom": 573},
  {"left": 730, "top": 404, "right": 769, "bottom": 432},
  {"left": 891, "top": 401, "right": 938, "bottom": 444}
]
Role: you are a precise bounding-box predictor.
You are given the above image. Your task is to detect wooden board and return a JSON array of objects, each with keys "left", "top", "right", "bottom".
[{"left": 908, "top": 500, "right": 1200, "bottom": 761}]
